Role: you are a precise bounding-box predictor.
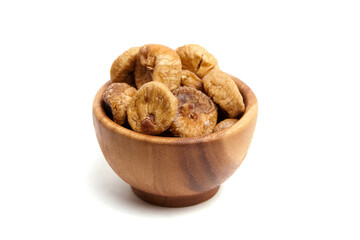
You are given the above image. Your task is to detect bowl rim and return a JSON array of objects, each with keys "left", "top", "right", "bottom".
[{"left": 93, "top": 74, "right": 258, "bottom": 145}]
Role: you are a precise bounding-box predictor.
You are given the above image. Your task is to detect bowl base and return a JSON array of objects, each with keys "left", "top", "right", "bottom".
[{"left": 131, "top": 186, "right": 220, "bottom": 208}]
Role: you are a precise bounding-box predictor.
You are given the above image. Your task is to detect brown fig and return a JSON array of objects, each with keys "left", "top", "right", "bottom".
[
  {"left": 181, "top": 70, "right": 203, "bottom": 91},
  {"left": 135, "top": 44, "right": 181, "bottom": 91},
  {"left": 127, "top": 81, "right": 178, "bottom": 135},
  {"left": 176, "top": 44, "right": 218, "bottom": 79},
  {"left": 213, "top": 119, "right": 238, "bottom": 132},
  {"left": 110, "top": 47, "right": 139, "bottom": 86},
  {"left": 203, "top": 69, "right": 245, "bottom": 118},
  {"left": 102, "top": 83, "right": 137, "bottom": 125},
  {"left": 171, "top": 86, "right": 217, "bottom": 137}
]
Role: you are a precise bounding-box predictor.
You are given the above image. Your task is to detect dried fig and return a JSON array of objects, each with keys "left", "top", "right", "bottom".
[
  {"left": 203, "top": 69, "right": 245, "bottom": 118},
  {"left": 170, "top": 86, "right": 217, "bottom": 137},
  {"left": 110, "top": 47, "right": 139, "bottom": 86},
  {"left": 176, "top": 44, "right": 218, "bottom": 79},
  {"left": 135, "top": 44, "right": 181, "bottom": 91},
  {"left": 127, "top": 81, "right": 178, "bottom": 135},
  {"left": 181, "top": 70, "right": 203, "bottom": 91},
  {"left": 213, "top": 118, "right": 238, "bottom": 133},
  {"left": 102, "top": 83, "right": 137, "bottom": 125}
]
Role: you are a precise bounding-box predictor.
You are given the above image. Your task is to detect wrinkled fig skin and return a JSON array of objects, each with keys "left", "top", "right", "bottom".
[
  {"left": 127, "top": 81, "right": 178, "bottom": 135},
  {"left": 171, "top": 86, "right": 217, "bottom": 138},
  {"left": 102, "top": 83, "right": 137, "bottom": 125},
  {"left": 213, "top": 118, "right": 238, "bottom": 133},
  {"left": 203, "top": 69, "right": 245, "bottom": 118},
  {"left": 176, "top": 44, "right": 218, "bottom": 79},
  {"left": 135, "top": 44, "right": 182, "bottom": 91},
  {"left": 110, "top": 47, "right": 139, "bottom": 86},
  {"left": 181, "top": 70, "right": 203, "bottom": 91}
]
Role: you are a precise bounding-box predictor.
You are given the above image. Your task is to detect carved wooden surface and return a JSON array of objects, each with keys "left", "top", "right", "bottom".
[{"left": 93, "top": 75, "right": 258, "bottom": 207}]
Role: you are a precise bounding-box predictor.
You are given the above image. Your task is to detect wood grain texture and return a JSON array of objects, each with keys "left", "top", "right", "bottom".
[
  {"left": 131, "top": 186, "right": 220, "bottom": 208},
  {"left": 92, "top": 75, "right": 258, "bottom": 207}
]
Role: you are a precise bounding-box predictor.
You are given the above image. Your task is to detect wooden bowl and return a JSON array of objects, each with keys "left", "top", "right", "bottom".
[{"left": 92, "top": 76, "right": 258, "bottom": 207}]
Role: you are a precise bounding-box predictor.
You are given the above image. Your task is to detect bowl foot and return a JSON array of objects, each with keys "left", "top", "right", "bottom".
[{"left": 131, "top": 186, "right": 220, "bottom": 208}]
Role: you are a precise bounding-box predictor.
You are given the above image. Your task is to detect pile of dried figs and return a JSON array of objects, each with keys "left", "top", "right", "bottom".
[{"left": 103, "top": 44, "right": 245, "bottom": 137}]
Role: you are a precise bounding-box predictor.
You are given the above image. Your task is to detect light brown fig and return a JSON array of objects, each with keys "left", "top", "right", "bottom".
[
  {"left": 135, "top": 44, "right": 181, "bottom": 91},
  {"left": 127, "top": 81, "right": 178, "bottom": 135},
  {"left": 110, "top": 47, "right": 139, "bottom": 86},
  {"left": 213, "top": 119, "right": 238, "bottom": 133},
  {"left": 176, "top": 44, "right": 218, "bottom": 79},
  {"left": 203, "top": 69, "right": 245, "bottom": 118},
  {"left": 102, "top": 83, "right": 137, "bottom": 125},
  {"left": 181, "top": 70, "right": 203, "bottom": 91},
  {"left": 170, "top": 86, "right": 217, "bottom": 137}
]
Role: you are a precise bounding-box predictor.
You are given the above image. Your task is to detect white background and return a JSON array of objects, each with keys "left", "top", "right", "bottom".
[{"left": 1, "top": 0, "right": 359, "bottom": 239}]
